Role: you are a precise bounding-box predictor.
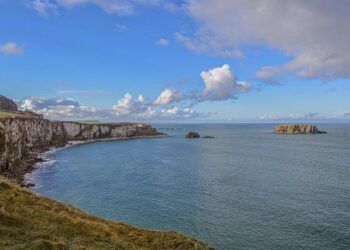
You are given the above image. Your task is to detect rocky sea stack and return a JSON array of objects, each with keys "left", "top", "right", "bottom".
[
  {"left": 186, "top": 131, "right": 200, "bottom": 138},
  {"left": 274, "top": 124, "right": 327, "bottom": 134}
]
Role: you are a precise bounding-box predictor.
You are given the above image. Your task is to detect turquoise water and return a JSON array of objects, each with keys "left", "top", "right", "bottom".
[{"left": 30, "top": 124, "right": 350, "bottom": 249}]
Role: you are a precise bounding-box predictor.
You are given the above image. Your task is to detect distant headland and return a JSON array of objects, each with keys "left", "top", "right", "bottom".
[{"left": 0, "top": 94, "right": 212, "bottom": 249}]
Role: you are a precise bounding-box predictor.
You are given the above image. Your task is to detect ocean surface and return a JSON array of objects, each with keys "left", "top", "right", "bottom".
[{"left": 28, "top": 124, "right": 350, "bottom": 249}]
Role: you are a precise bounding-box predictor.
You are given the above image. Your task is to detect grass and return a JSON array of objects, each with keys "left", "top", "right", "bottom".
[
  {"left": 0, "top": 178, "right": 213, "bottom": 250},
  {"left": 0, "top": 111, "right": 18, "bottom": 118}
]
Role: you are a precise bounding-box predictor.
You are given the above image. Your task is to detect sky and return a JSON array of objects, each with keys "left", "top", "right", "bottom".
[{"left": 0, "top": 0, "right": 349, "bottom": 122}]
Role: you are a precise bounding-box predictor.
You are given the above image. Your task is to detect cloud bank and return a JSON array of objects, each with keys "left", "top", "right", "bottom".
[
  {"left": 182, "top": 0, "right": 350, "bottom": 81},
  {"left": 17, "top": 64, "right": 250, "bottom": 120}
]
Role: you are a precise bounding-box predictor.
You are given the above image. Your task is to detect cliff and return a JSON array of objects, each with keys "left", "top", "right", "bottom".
[
  {"left": 0, "top": 178, "right": 213, "bottom": 249},
  {"left": 0, "top": 116, "right": 163, "bottom": 182},
  {"left": 274, "top": 124, "right": 326, "bottom": 134},
  {"left": 0, "top": 95, "right": 18, "bottom": 111}
]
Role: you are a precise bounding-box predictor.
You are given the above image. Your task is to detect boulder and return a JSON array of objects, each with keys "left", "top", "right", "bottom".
[
  {"left": 0, "top": 95, "right": 18, "bottom": 111},
  {"left": 186, "top": 131, "right": 200, "bottom": 138}
]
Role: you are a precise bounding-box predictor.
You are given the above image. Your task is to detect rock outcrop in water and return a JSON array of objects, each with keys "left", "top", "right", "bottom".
[
  {"left": 186, "top": 132, "right": 200, "bottom": 138},
  {"left": 274, "top": 124, "right": 326, "bottom": 134},
  {"left": 203, "top": 135, "right": 215, "bottom": 139},
  {"left": 0, "top": 114, "right": 163, "bottom": 182}
]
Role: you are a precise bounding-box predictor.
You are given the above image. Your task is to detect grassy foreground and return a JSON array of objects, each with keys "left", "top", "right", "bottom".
[{"left": 0, "top": 178, "right": 213, "bottom": 250}]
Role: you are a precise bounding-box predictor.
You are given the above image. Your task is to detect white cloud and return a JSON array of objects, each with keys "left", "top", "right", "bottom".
[
  {"left": 112, "top": 93, "right": 156, "bottom": 118},
  {"left": 156, "top": 38, "right": 170, "bottom": 46},
  {"left": 18, "top": 92, "right": 203, "bottom": 121},
  {"left": 18, "top": 97, "right": 108, "bottom": 120},
  {"left": 160, "top": 106, "right": 199, "bottom": 119},
  {"left": 153, "top": 88, "right": 182, "bottom": 105},
  {"left": 29, "top": 0, "right": 57, "bottom": 16},
  {"left": 0, "top": 42, "right": 24, "bottom": 56},
  {"left": 184, "top": 0, "right": 350, "bottom": 81},
  {"left": 200, "top": 64, "right": 252, "bottom": 101}
]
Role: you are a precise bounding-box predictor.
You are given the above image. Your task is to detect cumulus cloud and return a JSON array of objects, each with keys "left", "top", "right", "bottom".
[
  {"left": 183, "top": 0, "right": 350, "bottom": 81},
  {"left": 153, "top": 88, "right": 182, "bottom": 105},
  {"left": 18, "top": 94, "right": 200, "bottom": 120},
  {"left": 18, "top": 97, "right": 109, "bottom": 120},
  {"left": 156, "top": 38, "right": 170, "bottom": 46},
  {"left": 200, "top": 64, "right": 252, "bottom": 101},
  {"left": 0, "top": 42, "right": 24, "bottom": 56},
  {"left": 160, "top": 106, "right": 200, "bottom": 119},
  {"left": 112, "top": 93, "right": 156, "bottom": 118}
]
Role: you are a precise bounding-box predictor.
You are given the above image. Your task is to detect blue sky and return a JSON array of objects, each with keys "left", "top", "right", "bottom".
[{"left": 1, "top": 0, "right": 349, "bottom": 122}]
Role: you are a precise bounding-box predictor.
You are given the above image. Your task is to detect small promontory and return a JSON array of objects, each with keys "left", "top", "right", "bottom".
[
  {"left": 0, "top": 95, "right": 18, "bottom": 111},
  {"left": 274, "top": 124, "right": 326, "bottom": 134}
]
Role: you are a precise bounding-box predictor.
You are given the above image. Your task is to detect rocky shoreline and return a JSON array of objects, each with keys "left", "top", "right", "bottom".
[
  {"left": 24, "top": 134, "right": 167, "bottom": 187},
  {"left": 0, "top": 115, "right": 165, "bottom": 185}
]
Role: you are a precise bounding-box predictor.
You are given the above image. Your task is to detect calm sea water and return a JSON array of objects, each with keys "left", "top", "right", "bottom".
[{"left": 29, "top": 124, "right": 350, "bottom": 249}]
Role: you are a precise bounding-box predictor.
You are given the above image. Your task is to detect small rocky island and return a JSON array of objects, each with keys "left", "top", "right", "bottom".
[
  {"left": 186, "top": 131, "right": 200, "bottom": 138},
  {"left": 274, "top": 124, "right": 327, "bottom": 134}
]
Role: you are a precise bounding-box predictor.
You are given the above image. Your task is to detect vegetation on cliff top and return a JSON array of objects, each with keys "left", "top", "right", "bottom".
[{"left": 0, "top": 178, "right": 213, "bottom": 250}]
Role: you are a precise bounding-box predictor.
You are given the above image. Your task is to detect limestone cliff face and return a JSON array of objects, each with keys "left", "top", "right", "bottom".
[
  {"left": 274, "top": 124, "right": 325, "bottom": 134},
  {"left": 0, "top": 118, "right": 162, "bottom": 180}
]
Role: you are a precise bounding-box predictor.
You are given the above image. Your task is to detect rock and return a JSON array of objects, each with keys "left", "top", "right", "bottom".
[
  {"left": 274, "top": 124, "right": 327, "bottom": 134},
  {"left": 0, "top": 95, "right": 18, "bottom": 111},
  {"left": 0, "top": 117, "right": 163, "bottom": 181},
  {"left": 203, "top": 135, "right": 215, "bottom": 138},
  {"left": 186, "top": 131, "right": 200, "bottom": 138}
]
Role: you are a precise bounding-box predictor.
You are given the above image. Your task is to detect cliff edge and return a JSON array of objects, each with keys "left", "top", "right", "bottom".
[
  {"left": 0, "top": 115, "right": 163, "bottom": 182},
  {"left": 274, "top": 124, "right": 326, "bottom": 134}
]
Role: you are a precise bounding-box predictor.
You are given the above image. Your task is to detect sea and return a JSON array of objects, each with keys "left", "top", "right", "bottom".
[{"left": 27, "top": 124, "right": 350, "bottom": 249}]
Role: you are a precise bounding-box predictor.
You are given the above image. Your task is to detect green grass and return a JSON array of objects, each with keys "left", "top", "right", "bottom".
[
  {"left": 0, "top": 178, "right": 213, "bottom": 250},
  {"left": 0, "top": 111, "right": 18, "bottom": 118}
]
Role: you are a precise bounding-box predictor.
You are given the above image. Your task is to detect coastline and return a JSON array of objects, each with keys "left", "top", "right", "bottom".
[{"left": 24, "top": 134, "right": 168, "bottom": 188}]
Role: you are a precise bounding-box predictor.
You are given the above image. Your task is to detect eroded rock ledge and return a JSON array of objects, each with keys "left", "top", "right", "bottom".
[
  {"left": 274, "top": 124, "right": 327, "bottom": 134},
  {"left": 0, "top": 115, "right": 164, "bottom": 182}
]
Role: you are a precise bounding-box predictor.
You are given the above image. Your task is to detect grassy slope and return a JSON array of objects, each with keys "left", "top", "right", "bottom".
[
  {"left": 0, "top": 178, "right": 213, "bottom": 250},
  {"left": 0, "top": 111, "right": 18, "bottom": 118}
]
